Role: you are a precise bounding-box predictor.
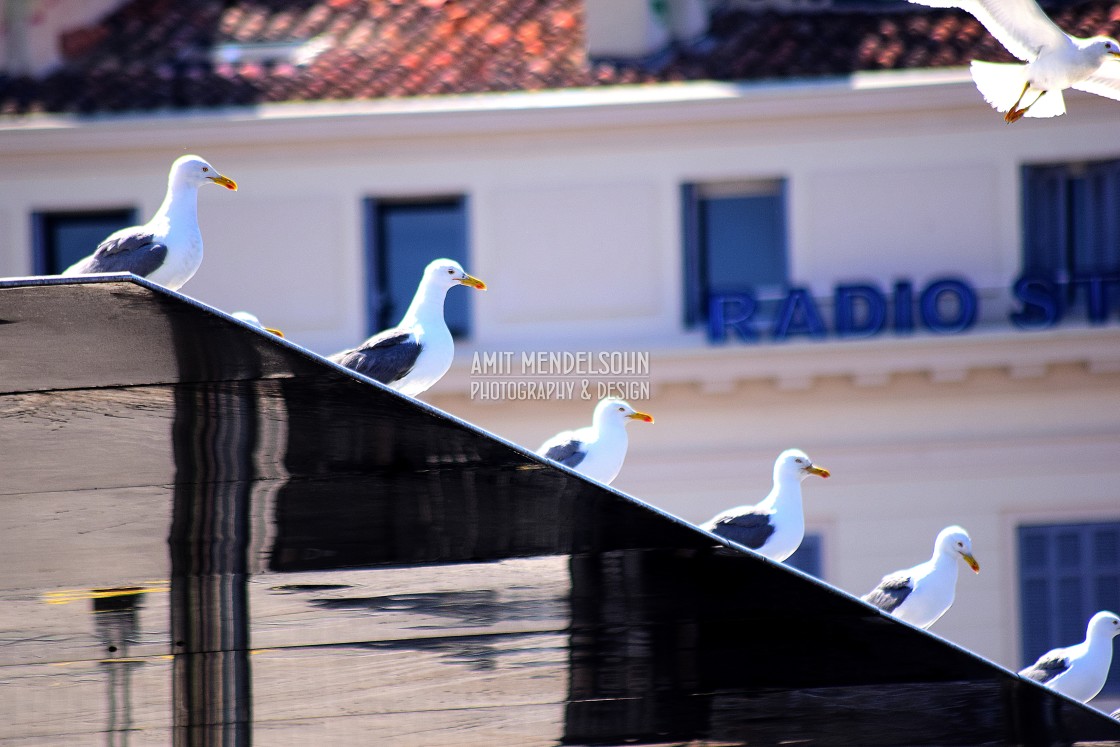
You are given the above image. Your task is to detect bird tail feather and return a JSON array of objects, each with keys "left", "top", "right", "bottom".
[{"left": 969, "top": 61, "right": 1065, "bottom": 118}]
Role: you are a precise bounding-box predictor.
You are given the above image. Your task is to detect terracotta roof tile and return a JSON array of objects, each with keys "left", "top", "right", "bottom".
[{"left": 4, "top": 0, "right": 1120, "bottom": 115}]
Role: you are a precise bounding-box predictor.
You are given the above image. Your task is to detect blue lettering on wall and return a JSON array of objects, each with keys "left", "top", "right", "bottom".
[
  {"left": 1010, "top": 277, "right": 1061, "bottom": 328},
  {"left": 708, "top": 293, "right": 757, "bottom": 342},
  {"left": 919, "top": 278, "right": 977, "bottom": 333},
  {"left": 772, "top": 288, "right": 826, "bottom": 341},
  {"left": 834, "top": 284, "right": 887, "bottom": 338},
  {"left": 708, "top": 274, "right": 1116, "bottom": 344}
]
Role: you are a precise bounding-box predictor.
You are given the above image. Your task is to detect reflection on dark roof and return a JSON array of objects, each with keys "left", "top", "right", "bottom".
[
  {"left": 3, "top": 0, "right": 1120, "bottom": 115},
  {"left": 2, "top": 274, "right": 1119, "bottom": 744}
]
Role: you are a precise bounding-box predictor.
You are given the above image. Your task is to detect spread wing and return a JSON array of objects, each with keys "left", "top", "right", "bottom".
[
  {"left": 908, "top": 0, "right": 1068, "bottom": 62},
  {"left": 704, "top": 508, "right": 775, "bottom": 551},
  {"left": 862, "top": 572, "right": 914, "bottom": 614},
  {"left": 1019, "top": 650, "right": 1071, "bottom": 684},
  {"left": 1072, "top": 68, "right": 1120, "bottom": 102},
  {"left": 64, "top": 231, "right": 168, "bottom": 278},
  {"left": 329, "top": 330, "right": 421, "bottom": 385},
  {"left": 538, "top": 437, "right": 587, "bottom": 469}
]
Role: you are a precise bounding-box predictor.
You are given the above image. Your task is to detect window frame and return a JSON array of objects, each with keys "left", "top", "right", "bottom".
[
  {"left": 364, "top": 195, "right": 471, "bottom": 338},
  {"left": 32, "top": 208, "right": 138, "bottom": 276},
  {"left": 681, "top": 178, "right": 789, "bottom": 329}
]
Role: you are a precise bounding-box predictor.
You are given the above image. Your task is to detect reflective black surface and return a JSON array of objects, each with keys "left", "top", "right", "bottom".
[{"left": 2, "top": 275, "right": 1119, "bottom": 745}]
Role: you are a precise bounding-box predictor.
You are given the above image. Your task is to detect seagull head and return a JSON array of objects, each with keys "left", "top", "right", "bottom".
[
  {"left": 774, "top": 448, "right": 830, "bottom": 483},
  {"left": 936, "top": 525, "right": 980, "bottom": 573},
  {"left": 1087, "top": 611, "right": 1120, "bottom": 639},
  {"left": 1085, "top": 36, "right": 1120, "bottom": 61},
  {"left": 593, "top": 397, "right": 654, "bottom": 427},
  {"left": 425, "top": 258, "right": 486, "bottom": 292},
  {"left": 171, "top": 155, "right": 238, "bottom": 191}
]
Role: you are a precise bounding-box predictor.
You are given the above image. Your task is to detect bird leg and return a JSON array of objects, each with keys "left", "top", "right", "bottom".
[{"left": 1005, "top": 82, "right": 1044, "bottom": 123}]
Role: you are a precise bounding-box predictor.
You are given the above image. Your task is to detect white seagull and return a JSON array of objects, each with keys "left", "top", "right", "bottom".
[
  {"left": 536, "top": 398, "right": 654, "bottom": 485},
  {"left": 328, "top": 258, "right": 486, "bottom": 396},
  {"left": 700, "top": 448, "right": 830, "bottom": 562},
  {"left": 1020, "top": 610, "right": 1120, "bottom": 703},
  {"left": 62, "top": 155, "right": 237, "bottom": 289},
  {"left": 231, "top": 311, "right": 284, "bottom": 337},
  {"left": 910, "top": 0, "right": 1120, "bottom": 122},
  {"left": 862, "top": 525, "right": 980, "bottom": 629}
]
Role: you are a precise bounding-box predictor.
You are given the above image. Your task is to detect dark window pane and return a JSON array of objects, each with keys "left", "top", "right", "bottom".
[
  {"left": 35, "top": 209, "right": 136, "bottom": 275},
  {"left": 1021, "top": 532, "right": 1047, "bottom": 569},
  {"left": 368, "top": 198, "right": 469, "bottom": 337},
  {"left": 1094, "top": 529, "right": 1119, "bottom": 566},
  {"left": 1056, "top": 532, "right": 1080, "bottom": 567},
  {"left": 683, "top": 180, "right": 787, "bottom": 326}
]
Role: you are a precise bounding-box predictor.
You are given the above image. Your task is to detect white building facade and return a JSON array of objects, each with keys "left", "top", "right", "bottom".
[{"left": 1, "top": 71, "right": 1118, "bottom": 706}]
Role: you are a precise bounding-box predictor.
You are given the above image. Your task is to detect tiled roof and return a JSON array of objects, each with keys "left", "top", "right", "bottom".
[{"left": 2, "top": 0, "right": 1119, "bottom": 116}]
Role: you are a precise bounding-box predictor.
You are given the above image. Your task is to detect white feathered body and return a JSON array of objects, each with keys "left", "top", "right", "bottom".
[
  {"left": 888, "top": 552, "right": 961, "bottom": 628},
  {"left": 539, "top": 421, "right": 630, "bottom": 484}
]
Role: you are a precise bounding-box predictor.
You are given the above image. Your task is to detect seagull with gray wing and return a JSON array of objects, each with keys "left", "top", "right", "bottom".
[
  {"left": 700, "top": 449, "right": 830, "bottom": 562},
  {"left": 329, "top": 258, "right": 486, "bottom": 397},
  {"left": 536, "top": 398, "right": 654, "bottom": 485},
  {"left": 1020, "top": 610, "right": 1120, "bottom": 703},
  {"left": 863, "top": 525, "right": 980, "bottom": 629},
  {"left": 62, "top": 155, "right": 237, "bottom": 289}
]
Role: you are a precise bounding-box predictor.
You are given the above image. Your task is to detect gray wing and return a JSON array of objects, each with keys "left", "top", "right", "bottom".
[
  {"left": 1019, "top": 651, "right": 1071, "bottom": 684},
  {"left": 707, "top": 509, "right": 775, "bottom": 551},
  {"left": 329, "top": 330, "right": 421, "bottom": 385},
  {"left": 907, "top": 0, "right": 1067, "bottom": 62},
  {"left": 67, "top": 231, "right": 168, "bottom": 278},
  {"left": 862, "top": 573, "right": 914, "bottom": 613},
  {"left": 541, "top": 439, "right": 587, "bottom": 469}
]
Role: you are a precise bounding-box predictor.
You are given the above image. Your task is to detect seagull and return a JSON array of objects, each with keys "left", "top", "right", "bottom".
[
  {"left": 862, "top": 525, "right": 980, "bottom": 629},
  {"left": 1020, "top": 610, "right": 1120, "bottom": 703},
  {"left": 62, "top": 155, "right": 237, "bottom": 289},
  {"left": 328, "top": 258, "right": 486, "bottom": 396},
  {"left": 536, "top": 398, "right": 654, "bottom": 485},
  {"left": 910, "top": 0, "right": 1120, "bottom": 122},
  {"left": 699, "top": 449, "right": 830, "bottom": 562},
  {"left": 232, "top": 311, "right": 284, "bottom": 337}
]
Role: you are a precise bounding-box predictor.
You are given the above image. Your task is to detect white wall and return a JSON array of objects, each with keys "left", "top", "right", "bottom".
[{"left": 2, "top": 76, "right": 1119, "bottom": 705}]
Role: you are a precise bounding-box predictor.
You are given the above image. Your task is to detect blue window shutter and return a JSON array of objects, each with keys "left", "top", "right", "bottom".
[
  {"left": 1021, "top": 165, "right": 1068, "bottom": 280},
  {"left": 1019, "top": 521, "right": 1120, "bottom": 695},
  {"left": 681, "top": 183, "right": 703, "bottom": 327}
]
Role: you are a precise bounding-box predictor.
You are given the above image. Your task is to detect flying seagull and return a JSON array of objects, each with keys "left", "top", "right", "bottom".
[
  {"left": 863, "top": 525, "right": 980, "bottom": 629},
  {"left": 699, "top": 448, "right": 830, "bottom": 562},
  {"left": 910, "top": 0, "right": 1120, "bottom": 121},
  {"left": 329, "top": 258, "right": 486, "bottom": 396},
  {"left": 1020, "top": 610, "right": 1120, "bottom": 703},
  {"left": 62, "top": 155, "right": 237, "bottom": 289},
  {"left": 536, "top": 398, "right": 654, "bottom": 485}
]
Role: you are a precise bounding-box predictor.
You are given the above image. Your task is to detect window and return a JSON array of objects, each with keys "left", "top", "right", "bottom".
[
  {"left": 365, "top": 197, "right": 471, "bottom": 337},
  {"left": 1019, "top": 521, "right": 1120, "bottom": 695},
  {"left": 33, "top": 209, "right": 137, "bottom": 275},
  {"left": 1022, "top": 160, "right": 1120, "bottom": 318},
  {"left": 787, "top": 533, "right": 823, "bottom": 580},
  {"left": 682, "top": 179, "right": 788, "bottom": 328}
]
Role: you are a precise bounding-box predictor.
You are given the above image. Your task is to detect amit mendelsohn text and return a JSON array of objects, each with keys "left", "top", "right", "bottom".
[{"left": 471, "top": 351, "right": 650, "bottom": 377}]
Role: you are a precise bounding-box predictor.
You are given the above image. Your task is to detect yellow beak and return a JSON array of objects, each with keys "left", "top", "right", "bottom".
[
  {"left": 627, "top": 411, "right": 654, "bottom": 423},
  {"left": 807, "top": 464, "right": 830, "bottom": 478},
  {"left": 264, "top": 327, "right": 284, "bottom": 338},
  {"left": 962, "top": 553, "right": 980, "bottom": 573},
  {"left": 459, "top": 274, "right": 487, "bottom": 290},
  {"left": 210, "top": 174, "right": 238, "bottom": 191}
]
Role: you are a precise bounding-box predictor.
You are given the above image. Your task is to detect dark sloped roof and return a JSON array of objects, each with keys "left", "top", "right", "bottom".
[
  {"left": 2, "top": 274, "right": 1120, "bottom": 744},
  {"left": 3, "top": 0, "right": 1120, "bottom": 115}
]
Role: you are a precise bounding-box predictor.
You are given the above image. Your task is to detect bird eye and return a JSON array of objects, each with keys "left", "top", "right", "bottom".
[
  {"left": 448, "top": 269, "right": 454, "bottom": 274},
  {"left": 202, "top": 167, "right": 209, "bottom": 172}
]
